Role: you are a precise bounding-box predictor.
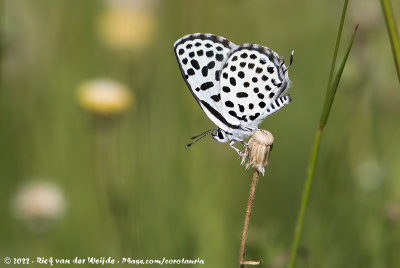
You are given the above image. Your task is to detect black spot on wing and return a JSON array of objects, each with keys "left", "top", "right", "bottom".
[
  {"left": 238, "top": 71, "right": 244, "bottom": 78},
  {"left": 201, "top": 66, "right": 208, "bottom": 77},
  {"left": 223, "top": 72, "right": 228, "bottom": 79},
  {"left": 211, "top": 94, "right": 221, "bottom": 102},
  {"left": 182, "top": 58, "right": 188, "bottom": 65},
  {"left": 249, "top": 113, "right": 260, "bottom": 121},
  {"left": 206, "top": 50, "right": 214, "bottom": 57},
  {"left": 240, "top": 52, "right": 248, "bottom": 58},
  {"left": 230, "top": 77, "right": 236, "bottom": 86},
  {"left": 256, "top": 67, "right": 263, "bottom": 73},
  {"left": 250, "top": 54, "right": 257, "bottom": 59},
  {"left": 216, "top": 54, "right": 224, "bottom": 61},
  {"left": 222, "top": 86, "right": 230, "bottom": 93},
  {"left": 207, "top": 61, "right": 215, "bottom": 69},
  {"left": 200, "top": 81, "right": 214, "bottom": 91},
  {"left": 248, "top": 63, "right": 255, "bottom": 69},
  {"left": 230, "top": 65, "right": 236, "bottom": 71},
  {"left": 243, "top": 82, "right": 250, "bottom": 88},
  {"left": 190, "top": 59, "right": 200, "bottom": 70},
  {"left": 267, "top": 66, "right": 274, "bottom": 73},
  {"left": 197, "top": 50, "right": 204, "bottom": 56},
  {"left": 237, "top": 92, "right": 248, "bottom": 98},
  {"left": 269, "top": 92, "right": 275, "bottom": 98},
  {"left": 225, "top": 101, "right": 234, "bottom": 108},
  {"left": 179, "top": 49, "right": 184, "bottom": 55},
  {"left": 187, "top": 68, "right": 195, "bottom": 76},
  {"left": 215, "top": 70, "right": 220, "bottom": 81},
  {"left": 238, "top": 104, "right": 245, "bottom": 112},
  {"left": 259, "top": 101, "right": 266, "bottom": 108},
  {"left": 229, "top": 110, "right": 237, "bottom": 117},
  {"left": 189, "top": 52, "right": 195, "bottom": 58}
]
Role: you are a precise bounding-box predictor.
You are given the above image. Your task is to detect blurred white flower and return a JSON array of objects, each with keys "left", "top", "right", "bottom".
[
  {"left": 12, "top": 181, "right": 65, "bottom": 228},
  {"left": 77, "top": 79, "right": 133, "bottom": 116},
  {"left": 355, "top": 158, "right": 384, "bottom": 192}
]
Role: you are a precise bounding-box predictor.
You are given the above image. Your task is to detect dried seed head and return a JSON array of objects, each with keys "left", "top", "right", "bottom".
[{"left": 241, "top": 129, "right": 274, "bottom": 175}]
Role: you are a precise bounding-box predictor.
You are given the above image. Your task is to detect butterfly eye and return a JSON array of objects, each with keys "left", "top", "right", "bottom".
[
  {"left": 260, "top": 58, "right": 267, "bottom": 64},
  {"left": 218, "top": 130, "right": 224, "bottom": 139}
]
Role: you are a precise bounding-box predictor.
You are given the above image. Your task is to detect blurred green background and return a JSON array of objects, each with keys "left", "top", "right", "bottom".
[{"left": 1, "top": 0, "right": 400, "bottom": 267}]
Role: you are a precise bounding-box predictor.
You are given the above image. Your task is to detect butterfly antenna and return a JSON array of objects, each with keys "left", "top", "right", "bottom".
[
  {"left": 284, "top": 50, "right": 294, "bottom": 73},
  {"left": 186, "top": 129, "right": 216, "bottom": 148},
  {"left": 190, "top": 129, "right": 214, "bottom": 139}
]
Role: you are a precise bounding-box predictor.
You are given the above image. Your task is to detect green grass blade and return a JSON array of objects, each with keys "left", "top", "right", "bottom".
[
  {"left": 319, "top": 25, "right": 358, "bottom": 128},
  {"left": 287, "top": 25, "right": 358, "bottom": 268},
  {"left": 326, "top": 0, "right": 349, "bottom": 90},
  {"left": 380, "top": 0, "right": 400, "bottom": 83}
]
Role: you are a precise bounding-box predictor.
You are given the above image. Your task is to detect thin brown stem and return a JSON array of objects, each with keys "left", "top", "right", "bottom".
[{"left": 239, "top": 169, "right": 261, "bottom": 268}]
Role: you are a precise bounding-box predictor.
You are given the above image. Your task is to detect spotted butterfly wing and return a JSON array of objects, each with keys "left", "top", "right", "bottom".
[
  {"left": 174, "top": 33, "right": 236, "bottom": 130},
  {"left": 219, "top": 44, "right": 291, "bottom": 128}
]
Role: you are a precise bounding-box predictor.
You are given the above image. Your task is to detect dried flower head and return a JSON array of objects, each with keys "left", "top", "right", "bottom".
[
  {"left": 97, "top": 0, "right": 157, "bottom": 51},
  {"left": 241, "top": 129, "right": 274, "bottom": 175},
  {"left": 12, "top": 181, "right": 65, "bottom": 229},
  {"left": 77, "top": 79, "right": 133, "bottom": 116}
]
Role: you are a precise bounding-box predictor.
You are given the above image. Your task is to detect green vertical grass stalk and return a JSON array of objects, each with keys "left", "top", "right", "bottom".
[
  {"left": 287, "top": 22, "right": 358, "bottom": 268},
  {"left": 380, "top": 0, "right": 400, "bottom": 83},
  {"left": 326, "top": 0, "right": 349, "bottom": 90}
]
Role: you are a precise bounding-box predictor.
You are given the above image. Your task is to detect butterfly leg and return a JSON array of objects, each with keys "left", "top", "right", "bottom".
[{"left": 229, "top": 140, "right": 243, "bottom": 156}]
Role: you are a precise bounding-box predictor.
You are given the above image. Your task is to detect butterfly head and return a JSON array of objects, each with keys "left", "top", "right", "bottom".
[{"left": 211, "top": 128, "right": 229, "bottom": 143}]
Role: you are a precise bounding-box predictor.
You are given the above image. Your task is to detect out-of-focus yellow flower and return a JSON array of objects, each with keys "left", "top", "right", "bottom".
[
  {"left": 77, "top": 79, "right": 133, "bottom": 116},
  {"left": 97, "top": 0, "right": 157, "bottom": 51},
  {"left": 12, "top": 181, "right": 65, "bottom": 228}
]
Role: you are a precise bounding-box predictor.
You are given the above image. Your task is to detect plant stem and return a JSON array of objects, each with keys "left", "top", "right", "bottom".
[
  {"left": 320, "top": 25, "right": 358, "bottom": 128},
  {"left": 380, "top": 0, "right": 400, "bottom": 83},
  {"left": 239, "top": 169, "right": 261, "bottom": 268},
  {"left": 287, "top": 129, "right": 322, "bottom": 268},
  {"left": 326, "top": 0, "right": 349, "bottom": 90},
  {"left": 287, "top": 25, "right": 358, "bottom": 268}
]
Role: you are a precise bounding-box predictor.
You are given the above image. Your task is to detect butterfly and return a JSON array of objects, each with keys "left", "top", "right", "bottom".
[{"left": 174, "top": 33, "right": 293, "bottom": 154}]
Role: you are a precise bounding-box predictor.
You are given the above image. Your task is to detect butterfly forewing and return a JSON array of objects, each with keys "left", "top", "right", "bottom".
[
  {"left": 219, "top": 44, "right": 290, "bottom": 128},
  {"left": 174, "top": 33, "right": 236, "bottom": 129}
]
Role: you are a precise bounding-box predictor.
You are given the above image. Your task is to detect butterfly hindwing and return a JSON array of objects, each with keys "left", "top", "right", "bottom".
[
  {"left": 174, "top": 33, "right": 236, "bottom": 130},
  {"left": 219, "top": 44, "right": 291, "bottom": 128}
]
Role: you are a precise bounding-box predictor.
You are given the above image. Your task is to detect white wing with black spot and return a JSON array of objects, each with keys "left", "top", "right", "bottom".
[
  {"left": 174, "top": 33, "right": 238, "bottom": 130},
  {"left": 219, "top": 44, "right": 291, "bottom": 128}
]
